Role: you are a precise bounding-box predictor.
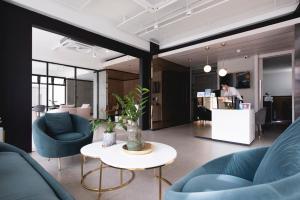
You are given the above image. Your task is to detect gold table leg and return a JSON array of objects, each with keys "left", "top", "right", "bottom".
[
  {"left": 120, "top": 169, "right": 123, "bottom": 184},
  {"left": 155, "top": 166, "right": 172, "bottom": 200},
  {"left": 98, "top": 162, "right": 103, "bottom": 199},
  {"left": 81, "top": 161, "right": 135, "bottom": 192},
  {"left": 159, "top": 167, "right": 162, "bottom": 200},
  {"left": 81, "top": 155, "right": 84, "bottom": 182}
]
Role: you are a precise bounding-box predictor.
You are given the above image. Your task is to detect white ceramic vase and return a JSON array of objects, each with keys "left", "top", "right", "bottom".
[{"left": 102, "top": 132, "right": 116, "bottom": 147}]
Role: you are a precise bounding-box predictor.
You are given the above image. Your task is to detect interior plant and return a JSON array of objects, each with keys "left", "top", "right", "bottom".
[
  {"left": 113, "top": 85, "right": 150, "bottom": 151},
  {"left": 91, "top": 117, "right": 117, "bottom": 147}
]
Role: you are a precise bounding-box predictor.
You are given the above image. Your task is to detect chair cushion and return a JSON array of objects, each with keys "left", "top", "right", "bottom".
[
  {"left": 254, "top": 117, "right": 300, "bottom": 184},
  {"left": 0, "top": 152, "right": 59, "bottom": 200},
  {"left": 44, "top": 112, "right": 73, "bottom": 136},
  {"left": 182, "top": 174, "right": 252, "bottom": 192},
  {"left": 53, "top": 132, "right": 84, "bottom": 141}
]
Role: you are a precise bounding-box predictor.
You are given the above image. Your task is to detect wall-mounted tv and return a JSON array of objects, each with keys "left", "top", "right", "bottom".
[{"left": 220, "top": 71, "right": 250, "bottom": 89}]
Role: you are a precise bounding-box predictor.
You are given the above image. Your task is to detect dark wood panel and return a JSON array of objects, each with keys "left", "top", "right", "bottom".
[{"left": 162, "top": 70, "right": 190, "bottom": 127}]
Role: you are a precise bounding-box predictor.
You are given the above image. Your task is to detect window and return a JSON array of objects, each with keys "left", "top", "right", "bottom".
[
  {"left": 40, "top": 76, "right": 47, "bottom": 84},
  {"left": 32, "top": 74, "right": 66, "bottom": 108},
  {"left": 32, "top": 76, "right": 38, "bottom": 83},
  {"left": 54, "top": 78, "right": 64, "bottom": 85},
  {"left": 32, "top": 60, "right": 96, "bottom": 115}
]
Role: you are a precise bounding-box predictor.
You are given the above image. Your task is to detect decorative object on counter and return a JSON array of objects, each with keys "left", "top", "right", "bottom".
[
  {"left": 91, "top": 117, "right": 117, "bottom": 147},
  {"left": 241, "top": 103, "right": 251, "bottom": 110},
  {"left": 114, "top": 85, "right": 150, "bottom": 151}
]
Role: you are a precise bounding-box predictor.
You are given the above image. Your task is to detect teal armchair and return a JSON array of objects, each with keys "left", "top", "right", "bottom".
[
  {"left": 32, "top": 113, "right": 93, "bottom": 168},
  {"left": 0, "top": 142, "right": 74, "bottom": 200},
  {"left": 165, "top": 117, "right": 300, "bottom": 200}
]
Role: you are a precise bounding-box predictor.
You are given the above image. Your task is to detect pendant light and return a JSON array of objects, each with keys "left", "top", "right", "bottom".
[
  {"left": 218, "top": 42, "right": 227, "bottom": 77},
  {"left": 203, "top": 46, "right": 211, "bottom": 73},
  {"left": 218, "top": 68, "right": 227, "bottom": 77}
]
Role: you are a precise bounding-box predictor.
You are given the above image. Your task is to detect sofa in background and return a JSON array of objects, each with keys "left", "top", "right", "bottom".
[
  {"left": 165, "top": 117, "right": 300, "bottom": 200},
  {"left": 32, "top": 113, "right": 93, "bottom": 169},
  {"left": 48, "top": 104, "right": 92, "bottom": 119},
  {"left": 0, "top": 142, "right": 74, "bottom": 200}
]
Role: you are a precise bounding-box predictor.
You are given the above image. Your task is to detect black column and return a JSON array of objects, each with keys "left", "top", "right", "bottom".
[
  {"left": 139, "top": 42, "right": 159, "bottom": 130},
  {"left": 0, "top": 3, "right": 32, "bottom": 152},
  {"left": 294, "top": 24, "right": 300, "bottom": 119},
  {"left": 140, "top": 57, "right": 151, "bottom": 130}
]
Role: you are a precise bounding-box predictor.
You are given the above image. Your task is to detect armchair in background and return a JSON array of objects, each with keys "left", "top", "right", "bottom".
[{"left": 32, "top": 113, "right": 93, "bottom": 170}]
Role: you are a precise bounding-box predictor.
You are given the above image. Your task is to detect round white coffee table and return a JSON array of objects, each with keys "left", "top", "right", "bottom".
[
  {"left": 80, "top": 141, "right": 135, "bottom": 193},
  {"left": 80, "top": 141, "right": 177, "bottom": 200},
  {"left": 100, "top": 141, "right": 177, "bottom": 200}
]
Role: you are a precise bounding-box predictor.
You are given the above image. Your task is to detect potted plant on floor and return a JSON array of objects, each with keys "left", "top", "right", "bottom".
[
  {"left": 113, "top": 85, "right": 150, "bottom": 151},
  {"left": 91, "top": 118, "right": 117, "bottom": 147}
]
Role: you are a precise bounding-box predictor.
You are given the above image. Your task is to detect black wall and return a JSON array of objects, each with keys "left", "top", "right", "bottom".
[{"left": 0, "top": 1, "right": 151, "bottom": 152}]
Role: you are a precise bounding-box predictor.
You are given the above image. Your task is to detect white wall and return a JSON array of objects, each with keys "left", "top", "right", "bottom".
[
  {"left": 218, "top": 56, "right": 256, "bottom": 108},
  {"left": 263, "top": 69, "right": 292, "bottom": 96},
  {"left": 98, "top": 71, "right": 107, "bottom": 119}
]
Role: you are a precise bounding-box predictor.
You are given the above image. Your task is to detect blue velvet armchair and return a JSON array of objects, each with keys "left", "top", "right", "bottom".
[
  {"left": 0, "top": 142, "right": 74, "bottom": 199},
  {"left": 165, "top": 117, "right": 300, "bottom": 200},
  {"left": 32, "top": 113, "right": 93, "bottom": 164}
]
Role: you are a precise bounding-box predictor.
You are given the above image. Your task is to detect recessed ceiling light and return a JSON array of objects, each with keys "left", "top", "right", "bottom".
[
  {"left": 236, "top": 49, "right": 241, "bottom": 53},
  {"left": 105, "top": 49, "right": 110, "bottom": 53},
  {"left": 154, "top": 23, "right": 159, "bottom": 29}
]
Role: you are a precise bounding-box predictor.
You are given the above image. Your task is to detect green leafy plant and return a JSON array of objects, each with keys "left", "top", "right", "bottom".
[
  {"left": 91, "top": 117, "right": 116, "bottom": 133},
  {"left": 113, "top": 85, "right": 149, "bottom": 127}
]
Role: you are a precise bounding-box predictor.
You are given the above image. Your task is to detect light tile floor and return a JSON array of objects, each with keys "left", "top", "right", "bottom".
[{"left": 31, "top": 123, "right": 281, "bottom": 200}]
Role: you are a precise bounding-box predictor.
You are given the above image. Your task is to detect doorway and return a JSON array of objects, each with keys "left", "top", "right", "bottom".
[{"left": 258, "top": 52, "right": 294, "bottom": 131}]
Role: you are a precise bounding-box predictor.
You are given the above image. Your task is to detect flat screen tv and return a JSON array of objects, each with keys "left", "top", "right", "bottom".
[{"left": 220, "top": 71, "right": 250, "bottom": 89}]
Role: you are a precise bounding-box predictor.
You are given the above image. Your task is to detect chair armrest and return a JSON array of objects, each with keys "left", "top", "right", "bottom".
[
  {"left": 170, "top": 147, "right": 268, "bottom": 193},
  {"left": 71, "top": 114, "right": 92, "bottom": 136},
  {"left": 0, "top": 141, "right": 27, "bottom": 154},
  {"left": 0, "top": 142, "right": 74, "bottom": 200},
  {"left": 166, "top": 173, "right": 300, "bottom": 200}
]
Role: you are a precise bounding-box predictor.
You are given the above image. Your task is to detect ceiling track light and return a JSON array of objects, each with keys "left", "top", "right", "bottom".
[
  {"left": 135, "top": 0, "right": 230, "bottom": 36},
  {"left": 185, "top": 0, "right": 192, "bottom": 16},
  {"left": 92, "top": 46, "right": 96, "bottom": 58},
  {"left": 186, "top": 9, "right": 192, "bottom": 16},
  {"left": 203, "top": 46, "right": 211, "bottom": 73}
]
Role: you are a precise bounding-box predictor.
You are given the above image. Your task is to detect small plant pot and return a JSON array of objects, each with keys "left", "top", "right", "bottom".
[{"left": 102, "top": 132, "right": 116, "bottom": 147}]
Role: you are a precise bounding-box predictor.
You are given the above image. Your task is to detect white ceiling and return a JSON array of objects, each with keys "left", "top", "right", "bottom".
[
  {"left": 32, "top": 27, "right": 123, "bottom": 69},
  {"left": 160, "top": 25, "right": 295, "bottom": 67},
  {"left": 103, "top": 56, "right": 140, "bottom": 74},
  {"left": 9, "top": 0, "right": 299, "bottom": 51}
]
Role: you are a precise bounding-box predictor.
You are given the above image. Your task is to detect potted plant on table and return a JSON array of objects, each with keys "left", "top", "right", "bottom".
[
  {"left": 113, "top": 85, "right": 150, "bottom": 151},
  {"left": 91, "top": 118, "right": 117, "bottom": 147}
]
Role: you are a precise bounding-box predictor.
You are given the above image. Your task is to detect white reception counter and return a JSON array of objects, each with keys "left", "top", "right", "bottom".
[{"left": 212, "top": 109, "right": 255, "bottom": 145}]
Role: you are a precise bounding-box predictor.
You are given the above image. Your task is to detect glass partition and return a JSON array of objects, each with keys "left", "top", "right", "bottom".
[
  {"left": 32, "top": 61, "right": 47, "bottom": 108},
  {"left": 76, "top": 68, "right": 96, "bottom": 117},
  {"left": 32, "top": 60, "right": 97, "bottom": 119},
  {"left": 48, "top": 64, "right": 74, "bottom": 108}
]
